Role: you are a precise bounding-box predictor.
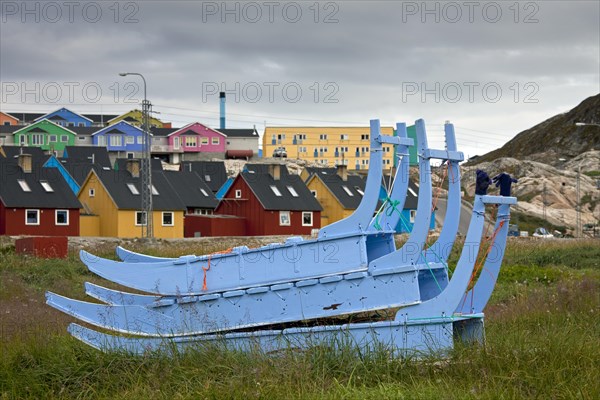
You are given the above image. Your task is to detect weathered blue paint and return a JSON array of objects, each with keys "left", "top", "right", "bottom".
[
  {"left": 43, "top": 156, "right": 80, "bottom": 194},
  {"left": 46, "top": 118, "right": 516, "bottom": 357},
  {"left": 92, "top": 121, "right": 146, "bottom": 153}
]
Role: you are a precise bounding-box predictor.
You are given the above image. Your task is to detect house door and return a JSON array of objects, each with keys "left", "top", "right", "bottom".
[{"left": 174, "top": 137, "right": 180, "bottom": 150}]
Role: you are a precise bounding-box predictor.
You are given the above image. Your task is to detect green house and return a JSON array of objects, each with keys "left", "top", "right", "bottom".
[{"left": 13, "top": 119, "right": 77, "bottom": 153}]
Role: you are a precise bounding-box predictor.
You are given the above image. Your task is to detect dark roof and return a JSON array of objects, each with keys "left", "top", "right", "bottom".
[
  {"left": 179, "top": 161, "right": 227, "bottom": 193},
  {"left": 91, "top": 168, "right": 185, "bottom": 211},
  {"left": 69, "top": 127, "right": 100, "bottom": 136},
  {"left": 1, "top": 146, "right": 48, "bottom": 162},
  {"left": 82, "top": 114, "right": 119, "bottom": 124},
  {"left": 62, "top": 162, "right": 109, "bottom": 186},
  {"left": 114, "top": 158, "right": 163, "bottom": 171},
  {"left": 303, "top": 167, "right": 337, "bottom": 182},
  {"left": 162, "top": 171, "right": 219, "bottom": 209},
  {"left": 218, "top": 128, "right": 259, "bottom": 138},
  {"left": 240, "top": 167, "right": 322, "bottom": 211},
  {"left": 150, "top": 127, "right": 178, "bottom": 137},
  {"left": 0, "top": 112, "right": 44, "bottom": 123},
  {"left": 0, "top": 125, "right": 21, "bottom": 134},
  {"left": 0, "top": 161, "right": 82, "bottom": 209},
  {"left": 312, "top": 172, "right": 366, "bottom": 209},
  {"left": 245, "top": 163, "right": 290, "bottom": 176},
  {"left": 62, "top": 146, "right": 112, "bottom": 168}
]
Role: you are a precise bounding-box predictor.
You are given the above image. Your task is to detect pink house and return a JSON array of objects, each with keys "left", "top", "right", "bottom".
[{"left": 167, "top": 123, "right": 227, "bottom": 162}]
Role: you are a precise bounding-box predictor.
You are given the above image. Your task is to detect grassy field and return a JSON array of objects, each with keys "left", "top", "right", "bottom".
[{"left": 0, "top": 238, "right": 599, "bottom": 399}]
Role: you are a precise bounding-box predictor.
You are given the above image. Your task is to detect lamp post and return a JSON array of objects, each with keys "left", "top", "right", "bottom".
[{"left": 119, "top": 72, "right": 153, "bottom": 238}]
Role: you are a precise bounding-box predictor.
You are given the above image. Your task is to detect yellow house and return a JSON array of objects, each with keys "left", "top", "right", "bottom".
[
  {"left": 107, "top": 110, "right": 168, "bottom": 128},
  {"left": 305, "top": 165, "right": 366, "bottom": 227},
  {"left": 78, "top": 160, "right": 185, "bottom": 238},
  {"left": 263, "top": 126, "right": 395, "bottom": 170}
]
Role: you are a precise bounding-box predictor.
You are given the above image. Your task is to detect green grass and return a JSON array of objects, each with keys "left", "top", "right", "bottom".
[{"left": 1, "top": 239, "right": 599, "bottom": 399}]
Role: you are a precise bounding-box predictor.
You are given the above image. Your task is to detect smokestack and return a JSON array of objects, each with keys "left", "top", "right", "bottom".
[
  {"left": 18, "top": 153, "right": 32, "bottom": 173},
  {"left": 269, "top": 164, "right": 281, "bottom": 181},
  {"left": 336, "top": 164, "right": 348, "bottom": 181},
  {"left": 219, "top": 92, "right": 226, "bottom": 130},
  {"left": 126, "top": 159, "right": 140, "bottom": 178}
]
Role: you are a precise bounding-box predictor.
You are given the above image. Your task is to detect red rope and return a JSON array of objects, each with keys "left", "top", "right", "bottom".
[{"left": 201, "top": 248, "right": 233, "bottom": 291}]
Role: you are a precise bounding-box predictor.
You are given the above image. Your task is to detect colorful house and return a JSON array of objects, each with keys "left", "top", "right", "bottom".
[
  {"left": 167, "top": 123, "right": 227, "bottom": 162},
  {"left": 107, "top": 110, "right": 170, "bottom": 128},
  {"left": 216, "top": 164, "right": 322, "bottom": 236},
  {"left": 77, "top": 160, "right": 186, "bottom": 238},
  {"left": 0, "top": 153, "right": 81, "bottom": 236},
  {"left": 91, "top": 121, "right": 146, "bottom": 159},
  {"left": 33, "top": 107, "right": 94, "bottom": 128},
  {"left": 305, "top": 165, "right": 367, "bottom": 227},
  {"left": 12, "top": 120, "right": 77, "bottom": 155},
  {"left": 0, "top": 111, "right": 19, "bottom": 126},
  {"left": 218, "top": 128, "right": 259, "bottom": 159}
]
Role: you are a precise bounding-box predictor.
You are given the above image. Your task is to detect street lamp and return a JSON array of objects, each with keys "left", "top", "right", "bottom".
[{"left": 119, "top": 72, "right": 153, "bottom": 239}]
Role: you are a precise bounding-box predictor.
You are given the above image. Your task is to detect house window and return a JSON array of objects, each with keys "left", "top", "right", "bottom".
[
  {"left": 127, "top": 183, "right": 140, "bottom": 195},
  {"left": 355, "top": 187, "right": 364, "bottom": 196},
  {"left": 361, "top": 134, "right": 369, "bottom": 140},
  {"left": 342, "top": 186, "right": 354, "bottom": 196},
  {"left": 340, "top": 134, "right": 349, "bottom": 140},
  {"left": 3, "top": 122, "right": 10, "bottom": 126},
  {"left": 185, "top": 136, "right": 197, "bottom": 147},
  {"left": 302, "top": 212, "right": 313, "bottom": 226},
  {"left": 150, "top": 185, "right": 159, "bottom": 195},
  {"left": 40, "top": 181, "right": 54, "bottom": 192},
  {"left": 89, "top": 188, "right": 95, "bottom": 197},
  {"left": 204, "top": 175, "right": 211, "bottom": 182},
  {"left": 97, "top": 136, "right": 107, "bottom": 146},
  {"left": 126, "top": 136, "right": 134, "bottom": 144},
  {"left": 201, "top": 137, "right": 209, "bottom": 145},
  {"left": 200, "top": 188, "right": 209, "bottom": 197},
  {"left": 270, "top": 185, "right": 282, "bottom": 197},
  {"left": 311, "top": 190, "right": 317, "bottom": 197},
  {"left": 135, "top": 211, "right": 147, "bottom": 226},
  {"left": 61, "top": 135, "right": 69, "bottom": 142},
  {"left": 68, "top": 122, "right": 75, "bottom": 127},
  {"left": 78, "top": 122, "right": 85, "bottom": 127},
  {"left": 25, "top": 209, "right": 40, "bottom": 225},
  {"left": 235, "top": 189, "right": 242, "bottom": 199},
  {"left": 31, "top": 134, "right": 44, "bottom": 145},
  {"left": 18, "top": 179, "right": 31, "bottom": 192},
  {"left": 410, "top": 210, "right": 417, "bottom": 223},
  {"left": 319, "top": 134, "right": 328, "bottom": 140},
  {"left": 279, "top": 211, "right": 291, "bottom": 226},
  {"left": 211, "top": 137, "right": 219, "bottom": 145},
  {"left": 137, "top": 136, "right": 144, "bottom": 144},
  {"left": 286, "top": 186, "right": 299, "bottom": 197},
  {"left": 49, "top": 135, "right": 57, "bottom": 142},
  {"left": 55, "top": 210, "right": 69, "bottom": 225},
  {"left": 127, "top": 152, "right": 134, "bottom": 159},
  {"left": 162, "top": 212, "right": 174, "bottom": 226},
  {"left": 109, "top": 135, "right": 122, "bottom": 146}
]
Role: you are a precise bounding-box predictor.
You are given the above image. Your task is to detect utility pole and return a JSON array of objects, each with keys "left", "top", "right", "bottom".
[
  {"left": 119, "top": 72, "right": 153, "bottom": 239},
  {"left": 542, "top": 181, "right": 547, "bottom": 228}
]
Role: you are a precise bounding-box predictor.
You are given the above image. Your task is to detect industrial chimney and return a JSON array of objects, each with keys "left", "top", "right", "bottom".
[{"left": 219, "top": 92, "right": 226, "bottom": 130}]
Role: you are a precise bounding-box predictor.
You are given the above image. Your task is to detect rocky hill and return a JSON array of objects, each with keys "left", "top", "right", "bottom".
[
  {"left": 470, "top": 94, "right": 600, "bottom": 165},
  {"left": 461, "top": 152, "right": 599, "bottom": 235}
]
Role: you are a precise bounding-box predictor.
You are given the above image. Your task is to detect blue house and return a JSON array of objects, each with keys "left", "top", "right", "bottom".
[
  {"left": 92, "top": 121, "right": 146, "bottom": 157},
  {"left": 34, "top": 107, "right": 94, "bottom": 128}
]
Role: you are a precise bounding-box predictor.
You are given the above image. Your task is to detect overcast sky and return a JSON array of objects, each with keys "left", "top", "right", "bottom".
[{"left": 1, "top": 0, "right": 598, "bottom": 157}]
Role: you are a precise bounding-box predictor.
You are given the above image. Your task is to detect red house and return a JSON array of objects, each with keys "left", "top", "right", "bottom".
[
  {"left": 0, "top": 153, "right": 81, "bottom": 236},
  {"left": 216, "top": 164, "right": 322, "bottom": 236}
]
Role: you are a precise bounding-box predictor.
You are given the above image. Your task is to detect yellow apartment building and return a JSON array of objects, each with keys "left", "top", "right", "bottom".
[{"left": 263, "top": 126, "right": 395, "bottom": 170}]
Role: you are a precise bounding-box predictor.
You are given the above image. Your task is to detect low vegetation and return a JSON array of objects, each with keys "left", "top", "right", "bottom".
[{"left": 1, "top": 239, "right": 598, "bottom": 399}]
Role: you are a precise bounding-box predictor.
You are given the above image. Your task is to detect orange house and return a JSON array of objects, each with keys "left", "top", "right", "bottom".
[{"left": 0, "top": 112, "right": 19, "bottom": 126}]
